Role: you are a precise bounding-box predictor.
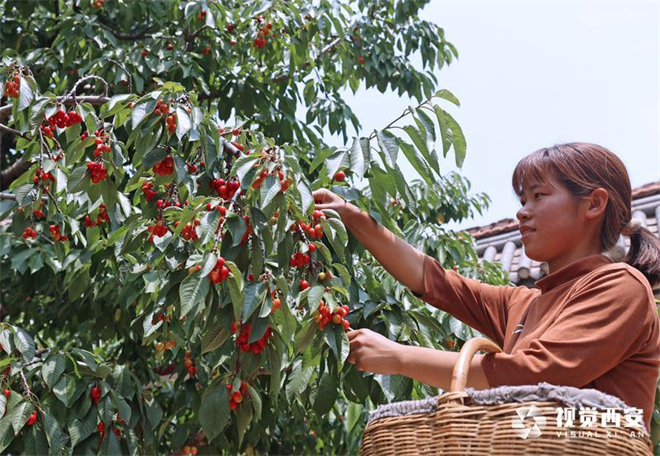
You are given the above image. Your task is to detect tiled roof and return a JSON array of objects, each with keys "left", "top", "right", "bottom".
[{"left": 463, "top": 181, "right": 660, "bottom": 294}]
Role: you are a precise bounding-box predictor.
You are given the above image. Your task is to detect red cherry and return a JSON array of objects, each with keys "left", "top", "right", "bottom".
[
  {"left": 299, "top": 280, "right": 309, "bottom": 291},
  {"left": 333, "top": 171, "right": 346, "bottom": 182},
  {"left": 26, "top": 410, "right": 37, "bottom": 426}
]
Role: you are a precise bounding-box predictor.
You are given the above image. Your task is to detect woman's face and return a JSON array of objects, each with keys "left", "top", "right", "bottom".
[{"left": 515, "top": 176, "right": 584, "bottom": 267}]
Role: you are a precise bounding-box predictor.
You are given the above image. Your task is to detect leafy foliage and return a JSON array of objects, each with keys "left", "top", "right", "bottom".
[{"left": 0, "top": 1, "right": 513, "bottom": 454}]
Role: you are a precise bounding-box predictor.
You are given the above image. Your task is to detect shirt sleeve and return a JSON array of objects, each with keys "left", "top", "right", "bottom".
[
  {"left": 480, "top": 267, "right": 655, "bottom": 387},
  {"left": 415, "top": 254, "right": 528, "bottom": 347}
]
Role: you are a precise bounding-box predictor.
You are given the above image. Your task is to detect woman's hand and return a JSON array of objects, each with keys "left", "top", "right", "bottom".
[
  {"left": 346, "top": 329, "right": 403, "bottom": 375},
  {"left": 312, "top": 188, "right": 348, "bottom": 218}
]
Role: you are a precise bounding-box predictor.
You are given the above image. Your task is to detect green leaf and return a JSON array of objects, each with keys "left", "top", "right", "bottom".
[
  {"left": 236, "top": 401, "right": 253, "bottom": 447},
  {"left": 349, "top": 138, "right": 365, "bottom": 179},
  {"left": 241, "top": 283, "right": 261, "bottom": 321},
  {"left": 286, "top": 362, "right": 313, "bottom": 403},
  {"left": 199, "top": 210, "right": 220, "bottom": 245},
  {"left": 42, "top": 354, "right": 66, "bottom": 389},
  {"left": 179, "top": 274, "right": 210, "bottom": 319},
  {"left": 397, "top": 139, "right": 433, "bottom": 185},
  {"left": 435, "top": 88, "right": 461, "bottom": 107},
  {"left": 326, "top": 150, "right": 349, "bottom": 178},
  {"left": 443, "top": 110, "right": 467, "bottom": 168},
  {"left": 416, "top": 107, "right": 437, "bottom": 142},
  {"left": 313, "top": 375, "right": 338, "bottom": 415},
  {"left": 307, "top": 286, "right": 324, "bottom": 309},
  {"left": 260, "top": 176, "right": 281, "bottom": 209},
  {"left": 18, "top": 75, "right": 34, "bottom": 111},
  {"left": 226, "top": 261, "right": 244, "bottom": 320},
  {"left": 246, "top": 384, "right": 262, "bottom": 420},
  {"left": 201, "top": 325, "right": 230, "bottom": 354},
  {"left": 43, "top": 411, "right": 64, "bottom": 456},
  {"left": 199, "top": 385, "right": 229, "bottom": 443},
  {"left": 175, "top": 106, "right": 192, "bottom": 139},
  {"left": 52, "top": 375, "right": 85, "bottom": 407},
  {"left": 199, "top": 251, "right": 217, "bottom": 278},
  {"left": 9, "top": 401, "right": 33, "bottom": 435},
  {"left": 68, "top": 408, "right": 97, "bottom": 447},
  {"left": 295, "top": 312, "right": 316, "bottom": 347},
  {"left": 376, "top": 130, "right": 399, "bottom": 166},
  {"left": 298, "top": 180, "right": 313, "bottom": 215},
  {"left": 434, "top": 105, "right": 451, "bottom": 155},
  {"left": 67, "top": 165, "right": 89, "bottom": 194},
  {"left": 233, "top": 154, "right": 260, "bottom": 183},
  {"left": 13, "top": 326, "right": 35, "bottom": 361},
  {"left": 131, "top": 98, "right": 157, "bottom": 129},
  {"left": 326, "top": 218, "right": 348, "bottom": 245}
]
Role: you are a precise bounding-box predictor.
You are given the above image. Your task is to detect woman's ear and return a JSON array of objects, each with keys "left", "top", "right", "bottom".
[{"left": 584, "top": 188, "right": 609, "bottom": 220}]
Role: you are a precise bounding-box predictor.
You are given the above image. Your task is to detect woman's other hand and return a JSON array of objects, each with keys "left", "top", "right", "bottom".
[
  {"left": 346, "top": 329, "right": 402, "bottom": 375},
  {"left": 312, "top": 188, "right": 348, "bottom": 217}
]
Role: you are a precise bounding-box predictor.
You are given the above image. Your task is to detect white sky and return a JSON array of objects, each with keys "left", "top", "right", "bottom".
[{"left": 327, "top": 1, "right": 660, "bottom": 231}]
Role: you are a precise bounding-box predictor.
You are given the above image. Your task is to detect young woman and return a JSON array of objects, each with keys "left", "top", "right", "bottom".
[{"left": 312, "top": 142, "right": 660, "bottom": 432}]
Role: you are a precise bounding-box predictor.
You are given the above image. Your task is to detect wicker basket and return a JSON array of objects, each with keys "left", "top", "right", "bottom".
[{"left": 361, "top": 337, "right": 654, "bottom": 456}]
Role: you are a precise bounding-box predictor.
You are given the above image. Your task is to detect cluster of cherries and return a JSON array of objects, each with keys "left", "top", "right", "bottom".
[
  {"left": 251, "top": 168, "right": 291, "bottom": 192},
  {"left": 92, "top": 0, "right": 105, "bottom": 8},
  {"left": 22, "top": 227, "right": 38, "bottom": 239},
  {"left": 253, "top": 18, "right": 273, "bottom": 49},
  {"left": 299, "top": 221, "right": 323, "bottom": 240},
  {"left": 141, "top": 181, "right": 157, "bottom": 202},
  {"left": 153, "top": 156, "right": 174, "bottom": 176},
  {"left": 290, "top": 251, "right": 312, "bottom": 269},
  {"left": 205, "top": 203, "right": 227, "bottom": 216},
  {"left": 3, "top": 74, "right": 20, "bottom": 98},
  {"left": 174, "top": 219, "right": 200, "bottom": 241},
  {"left": 87, "top": 162, "right": 108, "bottom": 183},
  {"left": 184, "top": 350, "right": 198, "bottom": 376},
  {"left": 155, "top": 339, "right": 176, "bottom": 352},
  {"left": 186, "top": 162, "right": 199, "bottom": 173},
  {"left": 197, "top": 9, "right": 207, "bottom": 21},
  {"left": 34, "top": 168, "right": 56, "bottom": 184},
  {"left": 314, "top": 302, "right": 350, "bottom": 331},
  {"left": 84, "top": 203, "right": 109, "bottom": 227},
  {"left": 226, "top": 381, "right": 249, "bottom": 411},
  {"left": 46, "top": 108, "right": 83, "bottom": 131},
  {"left": 49, "top": 224, "right": 68, "bottom": 242},
  {"left": 209, "top": 256, "right": 230, "bottom": 284},
  {"left": 210, "top": 178, "right": 241, "bottom": 200},
  {"left": 181, "top": 445, "right": 199, "bottom": 455},
  {"left": 165, "top": 113, "right": 177, "bottom": 134},
  {"left": 147, "top": 220, "right": 168, "bottom": 243},
  {"left": 91, "top": 130, "right": 112, "bottom": 157},
  {"left": 231, "top": 321, "right": 273, "bottom": 354}
]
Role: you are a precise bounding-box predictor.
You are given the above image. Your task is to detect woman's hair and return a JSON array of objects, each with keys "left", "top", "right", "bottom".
[{"left": 511, "top": 142, "right": 660, "bottom": 288}]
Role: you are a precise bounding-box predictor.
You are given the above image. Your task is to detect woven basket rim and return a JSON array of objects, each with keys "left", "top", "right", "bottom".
[{"left": 367, "top": 381, "right": 647, "bottom": 434}]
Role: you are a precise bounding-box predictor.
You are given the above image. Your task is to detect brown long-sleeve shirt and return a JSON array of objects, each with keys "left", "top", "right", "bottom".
[{"left": 417, "top": 253, "right": 660, "bottom": 431}]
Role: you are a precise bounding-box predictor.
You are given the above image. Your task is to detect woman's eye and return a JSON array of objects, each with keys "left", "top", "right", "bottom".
[{"left": 535, "top": 193, "right": 543, "bottom": 199}]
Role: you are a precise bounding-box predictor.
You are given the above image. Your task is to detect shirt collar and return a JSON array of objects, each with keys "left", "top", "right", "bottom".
[{"left": 535, "top": 253, "right": 614, "bottom": 294}]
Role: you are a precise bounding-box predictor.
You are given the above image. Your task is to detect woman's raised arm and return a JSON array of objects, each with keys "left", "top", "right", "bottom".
[{"left": 313, "top": 189, "right": 427, "bottom": 295}]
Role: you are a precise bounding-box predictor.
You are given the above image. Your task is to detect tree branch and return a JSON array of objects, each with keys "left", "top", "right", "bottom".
[{"left": 1, "top": 159, "right": 31, "bottom": 191}]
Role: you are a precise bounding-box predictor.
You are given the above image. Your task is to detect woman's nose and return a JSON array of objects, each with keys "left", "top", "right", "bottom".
[{"left": 516, "top": 206, "right": 530, "bottom": 222}]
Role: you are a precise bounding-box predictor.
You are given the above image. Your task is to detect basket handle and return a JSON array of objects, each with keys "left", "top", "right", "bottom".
[{"left": 449, "top": 337, "right": 502, "bottom": 392}]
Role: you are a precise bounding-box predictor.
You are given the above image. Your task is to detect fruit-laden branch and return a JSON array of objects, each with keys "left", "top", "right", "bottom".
[{"left": 0, "top": 95, "right": 241, "bottom": 190}]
